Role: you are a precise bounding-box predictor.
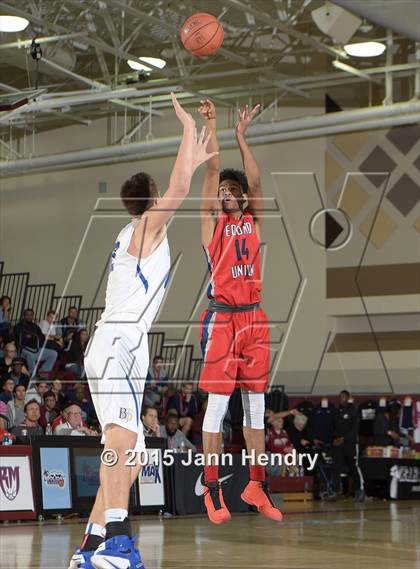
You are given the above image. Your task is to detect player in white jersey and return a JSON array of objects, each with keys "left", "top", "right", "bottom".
[{"left": 69, "top": 93, "right": 217, "bottom": 569}]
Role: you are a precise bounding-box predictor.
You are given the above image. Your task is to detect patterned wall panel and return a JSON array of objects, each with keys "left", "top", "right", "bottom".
[{"left": 325, "top": 122, "right": 420, "bottom": 253}]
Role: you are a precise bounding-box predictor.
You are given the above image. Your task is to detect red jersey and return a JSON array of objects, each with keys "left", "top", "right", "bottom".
[{"left": 204, "top": 210, "right": 262, "bottom": 305}]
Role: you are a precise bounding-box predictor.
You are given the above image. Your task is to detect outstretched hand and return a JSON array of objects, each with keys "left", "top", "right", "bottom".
[
  {"left": 236, "top": 103, "right": 260, "bottom": 136},
  {"left": 192, "top": 125, "right": 219, "bottom": 169},
  {"left": 171, "top": 92, "right": 195, "bottom": 128}
]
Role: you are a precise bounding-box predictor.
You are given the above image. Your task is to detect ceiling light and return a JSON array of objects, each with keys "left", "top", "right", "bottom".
[
  {"left": 344, "top": 41, "right": 386, "bottom": 57},
  {"left": 127, "top": 57, "right": 167, "bottom": 72},
  {"left": 0, "top": 15, "right": 29, "bottom": 32}
]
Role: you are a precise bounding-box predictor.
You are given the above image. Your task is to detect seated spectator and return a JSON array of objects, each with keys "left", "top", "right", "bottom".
[
  {"left": 266, "top": 416, "right": 294, "bottom": 454},
  {"left": 25, "top": 379, "right": 49, "bottom": 405},
  {"left": 2, "top": 357, "right": 30, "bottom": 388},
  {"left": 6, "top": 384, "right": 26, "bottom": 428},
  {"left": 141, "top": 406, "right": 162, "bottom": 437},
  {"left": 285, "top": 413, "right": 312, "bottom": 453},
  {"left": 11, "top": 400, "right": 43, "bottom": 438},
  {"left": 0, "top": 400, "right": 9, "bottom": 430},
  {"left": 167, "top": 382, "right": 200, "bottom": 436},
  {"left": 51, "top": 377, "right": 66, "bottom": 407},
  {"left": 59, "top": 307, "right": 85, "bottom": 344},
  {"left": 0, "top": 295, "right": 12, "bottom": 343},
  {"left": 39, "top": 390, "right": 59, "bottom": 432},
  {"left": 39, "top": 310, "right": 64, "bottom": 352},
  {"left": 63, "top": 329, "right": 89, "bottom": 377},
  {"left": 69, "top": 382, "right": 95, "bottom": 424},
  {"left": 0, "top": 378, "right": 14, "bottom": 404},
  {"left": 144, "top": 356, "right": 170, "bottom": 407},
  {"left": 161, "top": 413, "right": 197, "bottom": 452},
  {"left": 0, "top": 342, "right": 28, "bottom": 376},
  {"left": 157, "top": 383, "right": 172, "bottom": 419},
  {"left": 55, "top": 401, "right": 97, "bottom": 436},
  {"left": 14, "top": 309, "right": 58, "bottom": 373}
]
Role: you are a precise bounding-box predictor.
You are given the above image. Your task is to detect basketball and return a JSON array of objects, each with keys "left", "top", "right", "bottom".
[{"left": 180, "top": 12, "right": 224, "bottom": 56}]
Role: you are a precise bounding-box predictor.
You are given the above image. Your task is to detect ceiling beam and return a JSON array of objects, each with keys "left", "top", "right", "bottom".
[
  {"left": 108, "top": 0, "right": 250, "bottom": 66},
  {"left": 223, "top": 0, "right": 346, "bottom": 59},
  {"left": 0, "top": 1, "right": 172, "bottom": 77},
  {"left": 0, "top": 33, "right": 88, "bottom": 50}
]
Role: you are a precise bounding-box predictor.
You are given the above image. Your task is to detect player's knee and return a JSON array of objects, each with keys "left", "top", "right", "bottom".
[
  {"left": 203, "top": 393, "right": 230, "bottom": 433},
  {"left": 104, "top": 423, "right": 137, "bottom": 450},
  {"left": 241, "top": 390, "right": 265, "bottom": 429}
]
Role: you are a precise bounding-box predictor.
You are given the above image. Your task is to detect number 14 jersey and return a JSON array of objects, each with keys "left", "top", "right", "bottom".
[{"left": 203, "top": 209, "right": 262, "bottom": 305}]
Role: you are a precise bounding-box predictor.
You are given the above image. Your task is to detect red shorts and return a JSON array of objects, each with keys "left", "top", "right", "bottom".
[{"left": 199, "top": 307, "right": 270, "bottom": 395}]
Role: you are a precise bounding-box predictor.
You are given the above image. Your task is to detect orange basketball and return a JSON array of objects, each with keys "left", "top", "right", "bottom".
[{"left": 180, "top": 12, "right": 224, "bottom": 56}]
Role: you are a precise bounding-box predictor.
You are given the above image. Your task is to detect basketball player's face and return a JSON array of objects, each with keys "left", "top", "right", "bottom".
[{"left": 218, "top": 179, "right": 243, "bottom": 213}]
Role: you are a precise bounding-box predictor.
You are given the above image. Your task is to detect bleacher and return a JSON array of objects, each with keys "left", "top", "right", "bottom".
[{"left": 0, "top": 260, "right": 202, "bottom": 388}]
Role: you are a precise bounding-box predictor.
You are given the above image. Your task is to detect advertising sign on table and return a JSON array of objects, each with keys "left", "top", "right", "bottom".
[
  {"left": 0, "top": 453, "right": 35, "bottom": 516},
  {"left": 40, "top": 447, "right": 72, "bottom": 510},
  {"left": 138, "top": 448, "right": 165, "bottom": 507}
]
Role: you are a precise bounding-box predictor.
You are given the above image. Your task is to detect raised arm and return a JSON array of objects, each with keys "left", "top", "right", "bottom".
[
  {"left": 140, "top": 94, "right": 217, "bottom": 237},
  {"left": 197, "top": 99, "right": 220, "bottom": 248},
  {"left": 235, "top": 104, "right": 263, "bottom": 226}
]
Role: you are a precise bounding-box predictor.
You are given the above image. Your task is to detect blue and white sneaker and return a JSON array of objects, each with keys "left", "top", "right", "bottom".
[
  {"left": 68, "top": 548, "right": 94, "bottom": 569},
  {"left": 91, "top": 535, "right": 144, "bottom": 569}
]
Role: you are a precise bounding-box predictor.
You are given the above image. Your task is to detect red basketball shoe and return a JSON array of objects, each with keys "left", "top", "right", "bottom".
[
  {"left": 241, "top": 480, "right": 283, "bottom": 521},
  {"left": 204, "top": 481, "right": 231, "bottom": 524}
]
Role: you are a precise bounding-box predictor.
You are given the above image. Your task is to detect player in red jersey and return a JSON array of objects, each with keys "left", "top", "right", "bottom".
[{"left": 197, "top": 99, "right": 282, "bottom": 524}]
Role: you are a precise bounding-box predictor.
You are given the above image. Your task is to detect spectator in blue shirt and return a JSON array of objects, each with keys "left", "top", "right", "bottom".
[
  {"left": 0, "top": 378, "right": 14, "bottom": 404},
  {"left": 167, "top": 382, "right": 200, "bottom": 437}
]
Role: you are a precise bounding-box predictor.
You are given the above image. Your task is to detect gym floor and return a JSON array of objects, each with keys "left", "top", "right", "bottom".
[{"left": 1, "top": 501, "right": 419, "bottom": 569}]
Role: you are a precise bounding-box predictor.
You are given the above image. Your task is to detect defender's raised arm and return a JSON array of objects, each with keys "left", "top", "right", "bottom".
[{"left": 141, "top": 93, "right": 217, "bottom": 235}]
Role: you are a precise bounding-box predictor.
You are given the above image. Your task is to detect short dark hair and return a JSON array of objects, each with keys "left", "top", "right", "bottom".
[
  {"left": 13, "top": 383, "right": 26, "bottom": 394},
  {"left": 141, "top": 405, "right": 157, "bottom": 418},
  {"left": 44, "top": 390, "right": 56, "bottom": 401},
  {"left": 121, "top": 172, "right": 158, "bottom": 217},
  {"left": 219, "top": 168, "right": 248, "bottom": 195},
  {"left": 153, "top": 355, "right": 163, "bottom": 363},
  {"left": 24, "top": 399, "right": 40, "bottom": 413},
  {"left": 68, "top": 306, "right": 78, "bottom": 312},
  {"left": 47, "top": 310, "right": 56, "bottom": 316},
  {"left": 166, "top": 413, "right": 179, "bottom": 425},
  {"left": 340, "top": 390, "right": 350, "bottom": 397},
  {"left": 0, "top": 295, "right": 11, "bottom": 304}
]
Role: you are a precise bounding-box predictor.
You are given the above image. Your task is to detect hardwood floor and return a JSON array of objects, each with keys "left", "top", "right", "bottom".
[{"left": 1, "top": 501, "right": 419, "bottom": 569}]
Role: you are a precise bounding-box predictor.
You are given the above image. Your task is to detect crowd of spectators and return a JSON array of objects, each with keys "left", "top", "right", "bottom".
[{"left": 0, "top": 298, "right": 418, "bottom": 499}]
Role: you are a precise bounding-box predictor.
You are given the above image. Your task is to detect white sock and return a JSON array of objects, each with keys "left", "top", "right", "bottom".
[
  {"left": 105, "top": 508, "right": 128, "bottom": 525},
  {"left": 85, "top": 522, "right": 105, "bottom": 537}
]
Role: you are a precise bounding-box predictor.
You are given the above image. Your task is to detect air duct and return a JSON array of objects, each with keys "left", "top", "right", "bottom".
[{"left": 1, "top": 101, "right": 419, "bottom": 176}]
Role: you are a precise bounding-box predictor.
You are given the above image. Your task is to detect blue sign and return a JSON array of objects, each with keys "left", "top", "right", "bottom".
[
  {"left": 73, "top": 451, "right": 101, "bottom": 497},
  {"left": 40, "top": 447, "right": 72, "bottom": 510}
]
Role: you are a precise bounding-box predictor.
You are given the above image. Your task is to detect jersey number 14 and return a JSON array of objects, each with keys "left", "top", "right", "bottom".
[{"left": 234, "top": 238, "right": 249, "bottom": 261}]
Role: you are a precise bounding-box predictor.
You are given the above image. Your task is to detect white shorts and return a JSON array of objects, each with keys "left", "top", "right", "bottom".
[{"left": 85, "top": 321, "right": 149, "bottom": 453}]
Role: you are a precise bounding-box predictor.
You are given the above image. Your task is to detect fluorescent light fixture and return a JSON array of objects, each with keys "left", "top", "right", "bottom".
[
  {"left": 127, "top": 57, "right": 167, "bottom": 72},
  {"left": 344, "top": 41, "right": 386, "bottom": 57},
  {"left": 0, "top": 15, "right": 29, "bottom": 32}
]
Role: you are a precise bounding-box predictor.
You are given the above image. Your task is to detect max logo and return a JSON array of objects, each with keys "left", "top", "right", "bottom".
[
  {"left": 119, "top": 407, "right": 134, "bottom": 422},
  {"left": 141, "top": 464, "right": 161, "bottom": 484},
  {"left": 0, "top": 466, "right": 20, "bottom": 501}
]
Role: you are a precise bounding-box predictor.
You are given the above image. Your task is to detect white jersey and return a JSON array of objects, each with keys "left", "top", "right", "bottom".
[{"left": 97, "top": 220, "right": 170, "bottom": 331}]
